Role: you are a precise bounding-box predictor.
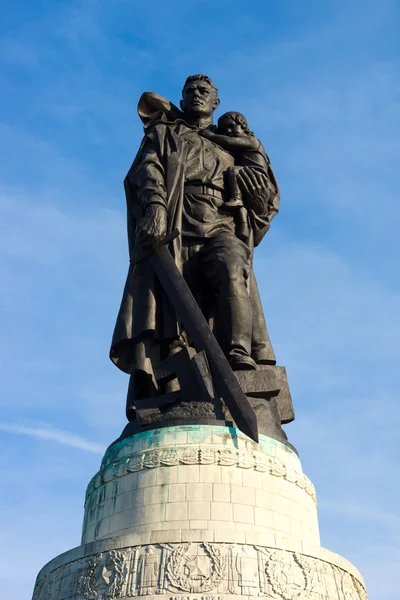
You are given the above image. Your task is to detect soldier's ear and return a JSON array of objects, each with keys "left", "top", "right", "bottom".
[
  {"left": 213, "top": 97, "right": 220, "bottom": 110},
  {"left": 180, "top": 99, "right": 185, "bottom": 111}
]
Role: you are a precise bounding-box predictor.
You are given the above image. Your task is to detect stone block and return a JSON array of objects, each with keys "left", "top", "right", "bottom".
[
  {"left": 105, "top": 480, "right": 119, "bottom": 501},
  {"left": 210, "top": 501, "right": 233, "bottom": 522},
  {"left": 242, "top": 470, "right": 263, "bottom": 489},
  {"left": 234, "top": 521, "right": 253, "bottom": 531},
  {"left": 246, "top": 529, "right": 275, "bottom": 546},
  {"left": 300, "top": 509, "right": 319, "bottom": 529},
  {"left": 234, "top": 367, "right": 279, "bottom": 396},
  {"left": 168, "top": 483, "right": 186, "bottom": 503},
  {"left": 212, "top": 483, "right": 231, "bottom": 502},
  {"left": 289, "top": 519, "right": 304, "bottom": 539},
  {"left": 293, "top": 485, "right": 316, "bottom": 509},
  {"left": 278, "top": 481, "right": 295, "bottom": 501},
  {"left": 262, "top": 474, "right": 286, "bottom": 494},
  {"left": 113, "top": 476, "right": 132, "bottom": 495},
  {"left": 162, "top": 519, "right": 189, "bottom": 530},
  {"left": 231, "top": 484, "right": 255, "bottom": 506},
  {"left": 177, "top": 465, "right": 200, "bottom": 483},
  {"left": 301, "top": 540, "right": 323, "bottom": 557},
  {"left": 82, "top": 524, "right": 95, "bottom": 543},
  {"left": 303, "top": 526, "right": 320, "bottom": 544},
  {"left": 123, "top": 507, "right": 144, "bottom": 529},
  {"left": 234, "top": 365, "right": 294, "bottom": 424},
  {"left": 208, "top": 519, "right": 235, "bottom": 530},
  {"left": 150, "top": 529, "right": 182, "bottom": 543},
  {"left": 273, "top": 366, "right": 295, "bottom": 424},
  {"left": 95, "top": 518, "right": 110, "bottom": 540},
  {"left": 233, "top": 503, "right": 254, "bottom": 524},
  {"left": 142, "top": 503, "right": 164, "bottom": 524},
  {"left": 270, "top": 494, "right": 292, "bottom": 516},
  {"left": 114, "top": 492, "right": 131, "bottom": 514},
  {"left": 254, "top": 507, "right": 274, "bottom": 528},
  {"left": 255, "top": 489, "right": 271, "bottom": 509},
  {"left": 275, "top": 531, "right": 302, "bottom": 551},
  {"left": 187, "top": 429, "right": 210, "bottom": 444},
  {"left": 108, "top": 511, "right": 128, "bottom": 534},
  {"left": 135, "top": 530, "right": 151, "bottom": 545},
  {"left": 162, "top": 429, "right": 188, "bottom": 446},
  {"left": 188, "top": 501, "right": 211, "bottom": 520},
  {"left": 273, "top": 512, "right": 291, "bottom": 534},
  {"left": 135, "top": 469, "right": 157, "bottom": 488},
  {"left": 166, "top": 502, "right": 188, "bottom": 521},
  {"left": 199, "top": 465, "right": 222, "bottom": 483},
  {"left": 156, "top": 467, "right": 178, "bottom": 485},
  {"left": 186, "top": 482, "right": 213, "bottom": 502},
  {"left": 213, "top": 529, "right": 246, "bottom": 544},
  {"left": 144, "top": 484, "right": 168, "bottom": 505},
  {"left": 221, "top": 467, "right": 243, "bottom": 485},
  {"left": 210, "top": 429, "right": 231, "bottom": 446},
  {"left": 134, "top": 487, "right": 145, "bottom": 507},
  {"left": 189, "top": 520, "right": 209, "bottom": 529},
  {"left": 181, "top": 528, "right": 214, "bottom": 542}
]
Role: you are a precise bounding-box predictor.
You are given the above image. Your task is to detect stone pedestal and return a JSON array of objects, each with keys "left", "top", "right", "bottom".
[{"left": 32, "top": 425, "right": 368, "bottom": 600}]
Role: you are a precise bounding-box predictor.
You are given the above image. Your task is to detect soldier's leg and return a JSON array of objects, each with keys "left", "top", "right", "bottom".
[{"left": 200, "top": 233, "right": 257, "bottom": 370}]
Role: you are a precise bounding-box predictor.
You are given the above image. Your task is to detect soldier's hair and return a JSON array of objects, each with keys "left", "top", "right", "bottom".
[
  {"left": 218, "top": 111, "right": 255, "bottom": 136},
  {"left": 182, "top": 74, "right": 218, "bottom": 96}
]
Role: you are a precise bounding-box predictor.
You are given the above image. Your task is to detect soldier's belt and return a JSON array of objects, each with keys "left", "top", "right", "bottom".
[{"left": 184, "top": 184, "right": 223, "bottom": 199}]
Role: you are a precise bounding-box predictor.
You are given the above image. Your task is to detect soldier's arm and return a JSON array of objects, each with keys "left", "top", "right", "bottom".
[
  {"left": 133, "top": 135, "right": 168, "bottom": 247},
  {"left": 135, "top": 137, "right": 168, "bottom": 210},
  {"left": 237, "top": 167, "right": 279, "bottom": 218},
  {"left": 199, "top": 130, "right": 259, "bottom": 152}
]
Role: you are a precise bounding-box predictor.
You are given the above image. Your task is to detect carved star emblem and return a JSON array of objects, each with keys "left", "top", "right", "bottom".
[
  {"left": 185, "top": 556, "right": 208, "bottom": 579},
  {"left": 94, "top": 564, "right": 114, "bottom": 588}
]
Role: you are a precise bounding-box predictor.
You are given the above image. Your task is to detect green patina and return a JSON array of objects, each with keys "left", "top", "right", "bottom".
[{"left": 101, "top": 424, "right": 292, "bottom": 468}]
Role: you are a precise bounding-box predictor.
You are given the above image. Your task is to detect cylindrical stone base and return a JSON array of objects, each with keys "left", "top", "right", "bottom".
[{"left": 32, "top": 426, "right": 368, "bottom": 600}]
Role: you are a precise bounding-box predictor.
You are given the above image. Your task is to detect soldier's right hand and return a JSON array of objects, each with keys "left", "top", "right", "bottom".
[{"left": 137, "top": 204, "right": 168, "bottom": 249}]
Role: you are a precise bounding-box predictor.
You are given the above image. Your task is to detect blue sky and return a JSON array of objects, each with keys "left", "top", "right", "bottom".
[{"left": 1, "top": 1, "right": 399, "bottom": 598}]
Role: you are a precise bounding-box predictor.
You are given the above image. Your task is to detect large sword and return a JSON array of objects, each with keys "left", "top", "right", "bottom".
[{"left": 134, "top": 230, "right": 259, "bottom": 442}]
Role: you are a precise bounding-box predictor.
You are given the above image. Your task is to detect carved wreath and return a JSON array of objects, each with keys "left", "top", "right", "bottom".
[
  {"left": 261, "top": 549, "right": 313, "bottom": 600},
  {"left": 166, "top": 542, "right": 226, "bottom": 593},
  {"left": 78, "top": 550, "right": 126, "bottom": 599},
  {"left": 78, "top": 554, "right": 100, "bottom": 600}
]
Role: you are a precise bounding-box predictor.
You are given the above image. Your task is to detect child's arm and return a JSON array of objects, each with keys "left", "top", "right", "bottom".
[{"left": 199, "top": 129, "right": 259, "bottom": 152}]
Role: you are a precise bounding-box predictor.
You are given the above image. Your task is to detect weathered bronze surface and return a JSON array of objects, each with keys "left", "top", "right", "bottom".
[{"left": 110, "top": 75, "right": 293, "bottom": 442}]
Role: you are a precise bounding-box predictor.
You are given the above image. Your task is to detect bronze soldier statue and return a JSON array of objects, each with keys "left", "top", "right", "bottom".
[{"left": 110, "top": 75, "right": 285, "bottom": 436}]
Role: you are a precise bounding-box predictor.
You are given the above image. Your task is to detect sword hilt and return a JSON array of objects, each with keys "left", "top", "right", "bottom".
[{"left": 131, "top": 229, "right": 180, "bottom": 266}]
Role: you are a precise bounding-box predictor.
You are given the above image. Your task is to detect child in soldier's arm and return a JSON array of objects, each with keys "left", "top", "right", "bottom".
[{"left": 200, "top": 112, "right": 269, "bottom": 240}]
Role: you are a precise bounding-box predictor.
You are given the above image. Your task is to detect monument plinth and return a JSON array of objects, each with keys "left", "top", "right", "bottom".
[
  {"left": 31, "top": 74, "right": 368, "bottom": 600},
  {"left": 32, "top": 426, "right": 367, "bottom": 600}
]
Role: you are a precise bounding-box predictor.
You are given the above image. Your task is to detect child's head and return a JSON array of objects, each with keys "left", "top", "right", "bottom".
[{"left": 217, "top": 112, "right": 254, "bottom": 137}]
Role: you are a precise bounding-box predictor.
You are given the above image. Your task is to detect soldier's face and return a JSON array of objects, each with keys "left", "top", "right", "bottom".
[{"left": 181, "top": 81, "right": 219, "bottom": 118}]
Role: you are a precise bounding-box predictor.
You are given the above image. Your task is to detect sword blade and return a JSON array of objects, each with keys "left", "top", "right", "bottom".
[{"left": 149, "top": 243, "right": 259, "bottom": 442}]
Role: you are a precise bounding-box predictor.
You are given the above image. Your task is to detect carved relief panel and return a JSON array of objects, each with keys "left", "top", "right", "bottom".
[{"left": 33, "top": 543, "right": 367, "bottom": 600}]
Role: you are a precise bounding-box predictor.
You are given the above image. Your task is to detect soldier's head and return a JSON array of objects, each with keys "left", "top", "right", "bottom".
[{"left": 181, "top": 74, "right": 220, "bottom": 120}]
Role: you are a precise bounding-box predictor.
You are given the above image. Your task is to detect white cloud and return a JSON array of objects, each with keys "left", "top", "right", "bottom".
[{"left": 0, "top": 423, "right": 105, "bottom": 454}]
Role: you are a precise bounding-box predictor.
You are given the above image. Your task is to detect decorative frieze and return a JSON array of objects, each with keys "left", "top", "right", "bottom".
[
  {"left": 85, "top": 445, "right": 316, "bottom": 505},
  {"left": 32, "top": 543, "right": 367, "bottom": 600}
]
